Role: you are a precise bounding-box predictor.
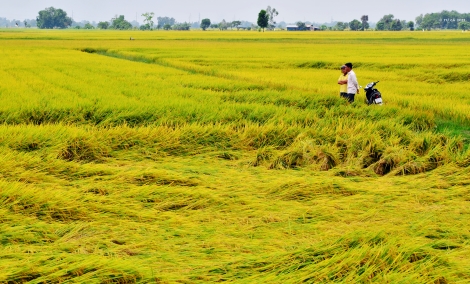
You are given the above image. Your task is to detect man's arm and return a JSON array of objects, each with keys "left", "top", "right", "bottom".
[
  {"left": 338, "top": 80, "right": 347, "bottom": 85},
  {"left": 351, "top": 74, "right": 359, "bottom": 93}
]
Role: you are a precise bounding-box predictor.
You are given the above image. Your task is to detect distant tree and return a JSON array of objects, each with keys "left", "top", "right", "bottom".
[
  {"left": 320, "top": 25, "right": 327, "bottom": 31},
  {"left": 440, "top": 10, "right": 462, "bottom": 29},
  {"left": 349, "top": 19, "right": 361, "bottom": 31},
  {"left": 163, "top": 23, "right": 172, "bottom": 30},
  {"left": 210, "top": 23, "right": 218, "bottom": 29},
  {"left": 257, "top": 10, "right": 269, "bottom": 32},
  {"left": 24, "top": 20, "right": 27, "bottom": 27},
  {"left": 378, "top": 14, "right": 394, "bottom": 30},
  {"left": 231, "top": 20, "right": 241, "bottom": 30},
  {"left": 139, "top": 24, "right": 149, "bottom": 30},
  {"left": 266, "top": 6, "right": 279, "bottom": 30},
  {"left": 36, "top": 7, "right": 72, "bottom": 29},
  {"left": 459, "top": 21, "right": 470, "bottom": 31},
  {"left": 28, "top": 19, "right": 37, "bottom": 27},
  {"left": 142, "top": 12, "right": 155, "bottom": 30},
  {"left": 74, "top": 25, "right": 81, "bottom": 29},
  {"left": 218, "top": 19, "right": 228, "bottom": 30},
  {"left": 360, "top": 15, "right": 369, "bottom": 30},
  {"left": 419, "top": 13, "right": 439, "bottom": 30},
  {"left": 408, "top": 21, "right": 415, "bottom": 31},
  {"left": 390, "top": 19, "right": 403, "bottom": 31},
  {"left": 296, "top": 21, "right": 307, "bottom": 31},
  {"left": 400, "top": 20, "right": 406, "bottom": 30},
  {"left": 25, "top": 21, "right": 32, "bottom": 28},
  {"left": 110, "top": 15, "right": 132, "bottom": 30},
  {"left": 200, "top": 18, "right": 211, "bottom": 30},
  {"left": 376, "top": 21, "right": 385, "bottom": 31},
  {"left": 97, "top": 21, "right": 109, "bottom": 29},
  {"left": 84, "top": 23, "right": 94, "bottom": 29},
  {"left": 334, "top": 21, "right": 347, "bottom": 31},
  {"left": 157, "top": 17, "right": 176, "bottom": 29},
  {"left": 173, "top": 22, "right": 191, "bottom": 30},
  {"left": 415, "top": 14, "right": 423, "bottom": 28},
  {"left": 416, "top": 11, "right": 470, "bottom": 30}
]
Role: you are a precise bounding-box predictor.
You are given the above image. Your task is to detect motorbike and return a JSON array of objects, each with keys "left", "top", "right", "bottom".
[{"left": 363, "top": 81, "right": 383, "bottom": 105}]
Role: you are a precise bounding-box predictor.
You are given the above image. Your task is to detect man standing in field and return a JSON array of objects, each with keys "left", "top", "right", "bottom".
[
  {"left": 344, "top": 62, "right": 359, "bottom": 103},
  {"left": 337, "top": 65, "right": 349, "bottom": 100}
]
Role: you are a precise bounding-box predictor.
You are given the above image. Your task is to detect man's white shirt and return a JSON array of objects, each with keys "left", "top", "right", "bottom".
[{"left": 347, "top": 70, "right": 359, "bottom": 94}]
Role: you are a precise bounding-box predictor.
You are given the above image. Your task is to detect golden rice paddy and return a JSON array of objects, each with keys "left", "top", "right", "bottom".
[{"left": 0, "top": 29, "right": 469, "bottom": 283}]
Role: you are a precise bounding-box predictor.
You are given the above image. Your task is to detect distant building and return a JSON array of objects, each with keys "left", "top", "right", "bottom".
[
  {"left": 286, "top": 25, "right": 299, "bottom": 31},
  {"left": 286, "top": 24, "right": 319, "bottom": 31},
  {"left": 306, "top": 25, "right": 320, "bottom": 31},
  {"left": 237, "top": 25, "right": 251, "bottom": 30}
]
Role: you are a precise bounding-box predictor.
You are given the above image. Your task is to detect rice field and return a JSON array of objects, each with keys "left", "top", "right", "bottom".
[{"left": 0, "top": 29, "right": 469, "bottom": 283}]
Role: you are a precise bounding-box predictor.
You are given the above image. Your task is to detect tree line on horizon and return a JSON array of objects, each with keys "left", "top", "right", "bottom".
[{"left": 4, "top": 6, "right": 470, "bottom": 31}]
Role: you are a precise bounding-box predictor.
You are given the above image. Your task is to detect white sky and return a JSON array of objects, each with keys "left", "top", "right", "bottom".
[{"left": 1, "top": 0, "right": 468, "bottom": 23}]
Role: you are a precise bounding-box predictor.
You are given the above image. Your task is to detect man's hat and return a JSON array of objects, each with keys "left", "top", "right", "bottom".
[{"left": 340, "top": 65, "right": 346, "bottom": 69}]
